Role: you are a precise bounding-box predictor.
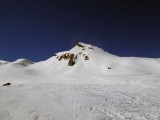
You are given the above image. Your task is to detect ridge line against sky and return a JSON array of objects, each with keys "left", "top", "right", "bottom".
[{"left": 0, "top": 0, "right": 160, "bottom": 61}]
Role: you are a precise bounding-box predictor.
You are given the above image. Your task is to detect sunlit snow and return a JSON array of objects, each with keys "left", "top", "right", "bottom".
[{"left": 0, "top": 42, "right": 160, "bottom": 120}]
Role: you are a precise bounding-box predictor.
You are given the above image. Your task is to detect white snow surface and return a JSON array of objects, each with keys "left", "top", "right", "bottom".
[{"left": 0, "top": 42, "right": 160, "bottom": 120}]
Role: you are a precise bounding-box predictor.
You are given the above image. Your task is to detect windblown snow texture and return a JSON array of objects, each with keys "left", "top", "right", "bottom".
[{"left": 0, "top": 42, "right": 160, "bottom": 120}]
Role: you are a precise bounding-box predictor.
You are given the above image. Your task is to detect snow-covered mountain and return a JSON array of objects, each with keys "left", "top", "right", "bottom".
[
  {"left": 0, "top": 42, "right": 160, "bottom": 120},
  {"left": 1, "top": 42, "right": 160, "bottom": 80},
  {"left": 42, "top": 42, "right": 160, "bottom": 75}
]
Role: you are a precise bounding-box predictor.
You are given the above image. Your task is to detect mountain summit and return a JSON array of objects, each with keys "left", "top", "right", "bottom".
[
  {"left": 28, "top": 42, "right": 160, "bottom": 77},
  {"left": 0, "top": 42, "right": 160, "bottom": 80},
  {"left": 1, "top": 42, "right": 160, "bottom": 120},
  {"left": 51, "top": 42, "right": 115, "bottom": 66}
]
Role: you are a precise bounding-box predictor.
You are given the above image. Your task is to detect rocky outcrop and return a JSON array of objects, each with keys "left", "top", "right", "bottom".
[
  {"left": 84, "top": 56, "right": 89, "bottom": 60},
  {"left": 108, "top": 67, "right": 111, "bottom": 69},
  {"left": 58, "top": 53, "right": 77, "bottom": 66},
  {"left": 68, "top": 59, "right": 75, "bottom": 66},
  {"left": 52, "top": 54, "right": 57, "bottom": 57},
  {"left": 2, "top": 83, "right": 11, "bottom": 86},
  {"left": 55, "top": 51, "right": 90, "bottom": 66},
  {"left": 88, "top": 46, "right": 94, "bottom": 50},
  {"left": 76, "top": 43, "right": 84, "bottom": 48},
  {"left": 53, "top": 42, "right": 94, "bottom": 66}
]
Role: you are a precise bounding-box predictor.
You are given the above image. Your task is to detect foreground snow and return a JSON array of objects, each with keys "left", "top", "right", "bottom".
[
  {"left": 0, "top": 42, "right": 160, "bottom": 120},
  {"left": 1, "top": 77, "right": 160, "bottom": 120}
]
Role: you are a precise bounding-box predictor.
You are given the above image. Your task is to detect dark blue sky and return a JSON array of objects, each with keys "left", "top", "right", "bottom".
[{"left": 0, "top": 0, "right": 160, "bottom": 61}]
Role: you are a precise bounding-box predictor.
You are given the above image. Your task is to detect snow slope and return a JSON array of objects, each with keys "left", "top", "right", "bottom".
[
  {"left": 0, "top": 42, "right": 160, "bottom": 120},
  {"left": 30, "top": 42, "right": 160, "bottom": 76}
]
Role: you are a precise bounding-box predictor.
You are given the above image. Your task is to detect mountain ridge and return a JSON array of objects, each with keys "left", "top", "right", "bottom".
[
  {"left": 0, "top": 42, "right": 160, "bottom": 78},
  {"left": 1, "top": 42, "right": 160, "bottom": 120}
]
